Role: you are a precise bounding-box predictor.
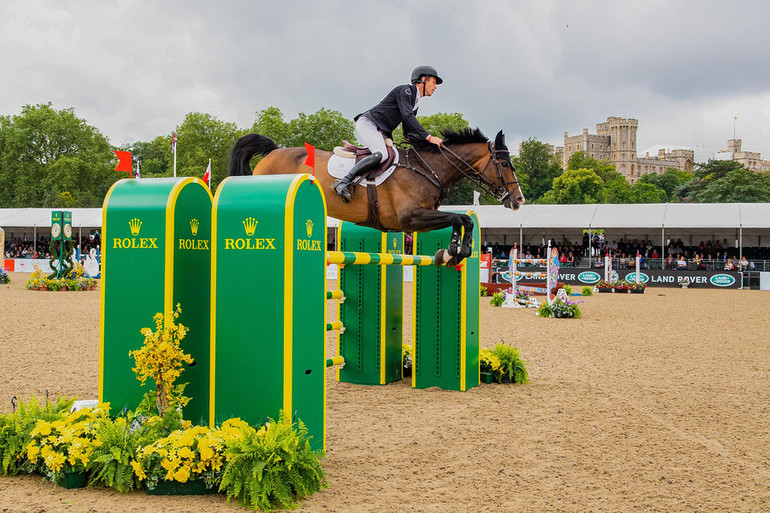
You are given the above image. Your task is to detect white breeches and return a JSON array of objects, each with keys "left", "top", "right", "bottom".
[{"left": 355, "top": 116, "right": 388, "bottom": 163}]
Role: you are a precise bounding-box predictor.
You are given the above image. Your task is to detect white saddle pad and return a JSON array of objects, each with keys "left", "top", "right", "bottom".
[{"left": 326, "top": 151, "right": 399, "bottom": 187}]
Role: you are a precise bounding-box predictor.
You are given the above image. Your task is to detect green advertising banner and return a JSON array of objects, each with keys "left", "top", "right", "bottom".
[
  {"left": 211, "top": 174, "right": 327, "bottom": 451},
  {"left": 100, "top": 177, "right": 212, "bottom": 423}
]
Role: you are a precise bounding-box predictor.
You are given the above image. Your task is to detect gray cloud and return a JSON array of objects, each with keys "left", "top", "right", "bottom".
[{"left": 1, "top": 0, "right": 768, "bottom": 162}]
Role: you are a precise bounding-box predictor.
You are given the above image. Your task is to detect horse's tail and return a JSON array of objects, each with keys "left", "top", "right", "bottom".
[{"left": 228, "top": 133, "right": 279, "bottom": 176}]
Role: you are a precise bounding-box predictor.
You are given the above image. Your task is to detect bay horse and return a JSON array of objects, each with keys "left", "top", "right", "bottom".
[{"left": 228, "top": 128, "right": 525, "bottom": 266}]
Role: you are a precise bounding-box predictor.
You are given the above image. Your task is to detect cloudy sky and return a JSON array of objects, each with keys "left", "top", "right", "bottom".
[{"left": 2, "top": 0, "right": 769, "bottom": 162}]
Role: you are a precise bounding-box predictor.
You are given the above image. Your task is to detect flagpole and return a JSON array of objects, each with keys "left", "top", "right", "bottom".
[{"left": 173, "top": 144, "right": 177, "bottom": 178}]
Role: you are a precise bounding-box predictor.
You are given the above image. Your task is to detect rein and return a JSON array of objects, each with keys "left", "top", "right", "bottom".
[{"left": 399, "top": 142, "right": 519, "bottom": 204}]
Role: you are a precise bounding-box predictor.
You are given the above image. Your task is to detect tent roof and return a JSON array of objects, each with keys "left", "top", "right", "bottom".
[
  {"left": 1, "top": 203, "right": 769, "bottom": 231},
  {"left": 441, "top": 203, "right": 770, "bottom": 229},
  {"left": 0, "top": 208, "right": 103, "bottom": 229}
]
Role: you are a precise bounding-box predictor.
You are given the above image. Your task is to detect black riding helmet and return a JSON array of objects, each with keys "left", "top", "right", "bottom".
[{"left": 411, "top": 65, "right": 443, "bottom": 85}]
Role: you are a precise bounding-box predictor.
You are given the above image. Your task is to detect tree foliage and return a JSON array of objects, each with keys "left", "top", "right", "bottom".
[
  {"left": 251, "top": 107, "right": 354, "bottom": 152},
  {"left": 540, "top": 168, "right": 605, "bottom": 204},
  {"left": 0, "top": 103, "right": 114, "bottom": 207},
  {"left": 512, "top": 137, "right": 562, "bottom": 203},
  {"left": 566, "top": 151, "right": 619, "bottom": 183}
]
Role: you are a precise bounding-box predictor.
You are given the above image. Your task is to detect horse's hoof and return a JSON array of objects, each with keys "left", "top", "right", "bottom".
[
  {"left": 446, "top": 255, "right": 464, "bottom": 268},
  {"left": 433, "top": 249, "right": 448, "bottom": 266}
]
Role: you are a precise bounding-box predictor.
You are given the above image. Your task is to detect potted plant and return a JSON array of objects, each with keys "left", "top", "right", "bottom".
[
  {"left": 402, "top": 343, "right": 412, "bottom": 377},
  {"left": 613, "top": 280, "right": 630, "bottom": 293},
  {"left": 25, "top": 405, "right": 109, "bottom": 488},
  {"left": 596, "top": 280, "right": 613, "bottom": 293},
  {"left": 489, "top": 292, "right": 504, "bottom": 306},
  {"left": 479, "top": 348, "right": 500, "bottom": 384},
  {"left": 581, "top": 286, "right": 593, "bottom": 296},
  {"left": 0, "top": 266, "right": 10, "bottom": 285},
  {"left": 490, "top": 342, "right": 529, "bottom": 384},
  {"left": 629, "top": 281, "right": 646, "bottom": 294}
]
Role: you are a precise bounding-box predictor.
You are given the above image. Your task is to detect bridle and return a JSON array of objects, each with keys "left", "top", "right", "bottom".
[{"left": 400, "top": 141, "right": 521, "bottom": 205}]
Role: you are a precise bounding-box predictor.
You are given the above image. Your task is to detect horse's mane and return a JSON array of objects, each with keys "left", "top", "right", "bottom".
[{"left": 406, "top": 127, "right": 488, "bottom": 153}]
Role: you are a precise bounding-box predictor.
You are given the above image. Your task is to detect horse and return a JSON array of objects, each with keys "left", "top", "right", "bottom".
[{"left": 228, "top": 128, "right": 525, "bottom": 267}]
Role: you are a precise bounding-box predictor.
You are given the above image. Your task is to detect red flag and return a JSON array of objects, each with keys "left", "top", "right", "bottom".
[
  {"left": 114, "top": 150, "right": 132, "bottom": 174},
  {"left": 304, "top": 143, "right": 315, "bottom": 177},
  {"left": 202, "top": 159, "right": 211, "bottom": 187}
]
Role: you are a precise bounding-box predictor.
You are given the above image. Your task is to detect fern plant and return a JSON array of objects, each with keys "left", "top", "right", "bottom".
[
  {"left": 490, "top": 342, "right": 529, "bottom": 384},
  {"left": 219, "top": 412, "right": 326, "bottom": 512},
  {"left": 0, "top": 395, "right": 74, "bottom": 476},
  {"left": 489, "top": 292, "right": 504, "bottom": 306},
  {"left": 88, "top": 415, "right": 157, "bottom": 493},
  {"left": 581, "top": 286, "right": 593, "bottom": 296}
]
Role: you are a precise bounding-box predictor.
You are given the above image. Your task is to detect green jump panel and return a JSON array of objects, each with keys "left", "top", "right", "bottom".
[
  {"left": 336, "top": 223, "right": 403, "bottom": 385},
  {"left": 100, "top": 177, "right": 212, "bottom": 423},
  {"left": 211, "top": 174, "right": 327, "bottom": 452},
  {"left": 412, "top": 211, "right": 480, "bottom": 391}
]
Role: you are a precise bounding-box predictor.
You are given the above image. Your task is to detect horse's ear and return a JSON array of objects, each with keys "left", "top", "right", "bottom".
[{"left": 495, "top": 130, "right": 505, "bottom": 148}]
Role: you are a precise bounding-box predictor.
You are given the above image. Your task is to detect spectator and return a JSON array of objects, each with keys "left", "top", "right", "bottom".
[
  {"left": 724, "top": 258, "right": 735, "bottom": 271},
  {"left": 677, "top": 255, "right": 688, "bottom": 270}
]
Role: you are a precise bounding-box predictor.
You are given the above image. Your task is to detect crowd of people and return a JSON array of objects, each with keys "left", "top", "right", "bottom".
[
  {"left": 3, "top": 233, "right": 101, "bottom": 261},
  {"left": 483, "top": 235, "right": 769, "bottom": 273}
]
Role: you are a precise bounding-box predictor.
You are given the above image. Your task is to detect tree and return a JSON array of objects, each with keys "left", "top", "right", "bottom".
[
  {"left": 539, "top": 168, "right": 604, "bottom": 204},
  {"left": 172, "top": 112, "right": 241, "bottom": 190},
  {"left": 251, "top": 107, "right": 354, "bottom": 151},
  {"left": 695, "top": 167, "right": 770, "bottom": 203},
  {"left": 680, "top": 159, "right": 747, "bottom": 202},
  {"left": 604, "top": 175, "right": 633, "bottom": 203},
  {"left": 630, "top": 182, "right": 667, "bottom": 203},
  {"left": 566, "top": 151, "right": 619, "bottom": 182},
  {"left": 639, "top": 167, "right": 691, "bottom": 201},
  {"left": 512, "top": 138, "right": 562, "bottom": 203},
  {"left": 0, "top": 103, "right": 114, "bottom": 207}
]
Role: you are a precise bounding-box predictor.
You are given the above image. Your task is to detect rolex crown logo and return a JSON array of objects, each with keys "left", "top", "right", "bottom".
[
  {"left": 243, "top": 217, "right": 258, "bottom": 236},
  {"left": 190, "top": 218, "right": 199, "bottom": 236},
  {"left": 392, "top": 237, "right": 397, "bottom": 249},
  {"left": 129, "top": 218, "right": 142, "bottom": 236},
  {"left": 305, "top": 219, "right": 313, "bottom": 238}
]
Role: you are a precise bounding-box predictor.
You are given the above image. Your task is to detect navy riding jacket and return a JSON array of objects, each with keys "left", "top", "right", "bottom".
[{"left": 355, "top": 84, "right": 430, "bottom": 141}]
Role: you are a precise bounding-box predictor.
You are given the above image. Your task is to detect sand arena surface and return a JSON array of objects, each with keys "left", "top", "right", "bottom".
[{"left": 1, "top": 272, "right": 769, "bottom": 512}]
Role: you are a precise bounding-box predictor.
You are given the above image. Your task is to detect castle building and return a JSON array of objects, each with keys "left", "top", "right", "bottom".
[
  {"left": 714, "top": 139, "right": 770, "bottom": 171},
  {"left": 556, "top": 116, "right": 694, "bottom": 183}
]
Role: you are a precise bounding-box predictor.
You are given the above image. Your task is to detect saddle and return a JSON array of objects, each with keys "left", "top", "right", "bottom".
[{"left": 333, "top": 139, "right": 397, "bottom": 179}]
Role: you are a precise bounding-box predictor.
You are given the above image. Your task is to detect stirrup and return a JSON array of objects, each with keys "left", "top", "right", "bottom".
[{"left": 333, "top": 180, "right": 354, "bottom": 203}]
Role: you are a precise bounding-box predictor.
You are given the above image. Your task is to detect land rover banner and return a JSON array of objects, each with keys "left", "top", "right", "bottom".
[{"left": 513, "top": 269, "right": 741, "bottom": 289}]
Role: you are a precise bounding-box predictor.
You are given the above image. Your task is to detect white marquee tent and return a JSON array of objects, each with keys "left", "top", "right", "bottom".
[{"left": 3, "top": 203, "right": 770, "bottom": 252}]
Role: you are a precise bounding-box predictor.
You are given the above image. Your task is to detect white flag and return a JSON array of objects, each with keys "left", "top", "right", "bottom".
[{"left": 473, "top": 190, "right": 480, "bottom": 206}]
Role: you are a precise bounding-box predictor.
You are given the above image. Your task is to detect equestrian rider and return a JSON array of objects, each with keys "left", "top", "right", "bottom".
[{"left": 332, "top": 65, "right": 444, "bottom": 202}]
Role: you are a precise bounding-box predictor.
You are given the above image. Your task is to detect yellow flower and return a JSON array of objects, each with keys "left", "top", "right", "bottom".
[
  {"left": 27, "top": 444, "right": 40, "bottom": 462},
  {"left": 173, "top": 465, "right": 191, "bottom": 483},
  {"left": 199, "top": 446, "right": 214, "bottom": 461},
  {"left": 45, "top": 451, "right": 66, "bottom": 473},
  {"left": 131, "top": 460, "right": 146, "bottom": 480},
  {"left": 32, "top": 420, "right": 52, "bottom": 437},
  {"left": 177, "top": 446, "right": 194, "bottom": 460}
]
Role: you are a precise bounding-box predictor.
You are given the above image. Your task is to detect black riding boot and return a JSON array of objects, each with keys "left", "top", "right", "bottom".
[{"left": 332, "top": 152, "right": 383, "bottom": 203}]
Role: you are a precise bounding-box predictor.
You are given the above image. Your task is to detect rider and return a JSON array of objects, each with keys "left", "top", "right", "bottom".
[{"left": 332, "top": 65, "right": 444, "bottom": 202}]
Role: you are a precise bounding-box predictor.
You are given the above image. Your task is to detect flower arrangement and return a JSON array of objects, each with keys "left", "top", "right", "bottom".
[
  {"left": 25, "top": 404, "right": 108, "bottom": 482},
  {"left": 25, "top": 263, "right": 97, "bottom": 291},
  {"left": 0, "top": 307, "right": 327, "bottom": 510},
  {"left": 479, "top": 348, "right": 501, "bottom": 374},
  {"left": 130, "top": 305, "right": 192, "bottom": 417},
  {"left": 135, "top": 423, "right": 227, "bottom": 491},
  {"left": 538, "top": 297, "right": 582, "bottom": 318},
  {"left": 613, "top": 280, "right": 630, "bottom": 291},
  {"left": 595, "top": 280, "right": 613, "bottom": 290},
  {"left": 489, "top": 342, "right": 529, "bottom": 384},
  {"left": 26, "top": 266, "right": 47, "bottom": 290},
  {"left": 402, "top": 343, "right": 412, "bottom": 376},
  {"left": 0, "top": 266, "right": 10, "bottom": 284},
  {"left": 628, "top": 281, "right": 646, "bottom": 291}
]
